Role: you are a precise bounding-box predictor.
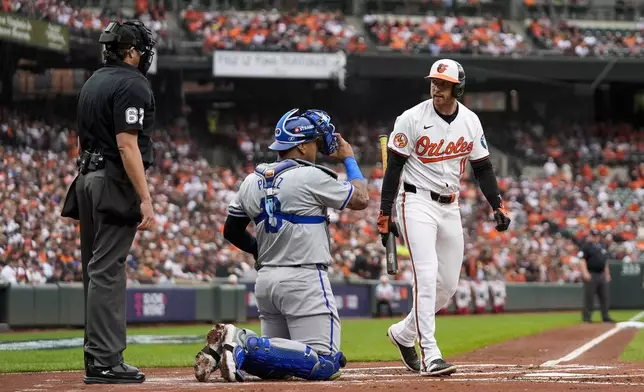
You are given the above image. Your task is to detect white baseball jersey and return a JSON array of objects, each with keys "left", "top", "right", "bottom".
[
  {"left": 228, "top": 159, "right": 353, "bottom": 267},
  {"left": 387, "top": 99, "right": 489, "bottom": 195}
]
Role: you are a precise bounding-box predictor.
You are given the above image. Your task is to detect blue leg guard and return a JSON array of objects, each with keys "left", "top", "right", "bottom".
[{"left": 238, "top": 335, "right": 346, "bottom": 381}]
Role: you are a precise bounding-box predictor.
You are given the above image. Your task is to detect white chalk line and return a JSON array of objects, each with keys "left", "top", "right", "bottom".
[
  {"left": 344, "top": 364, "right": 614, "bottom": 372},
  {"left": 148, "top": 372, "right": 644, "bottom": 382},
  {"left": 542, "top": 311, "right": 644, "bottom": 367}
]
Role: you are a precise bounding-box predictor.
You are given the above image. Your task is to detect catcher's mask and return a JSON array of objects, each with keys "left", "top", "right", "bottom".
[
  {"left": 269, "top": 108, "right": 338, "bottom": 156},
  {"left": 425, "top": 58, "right": 466, "bottom": 99},
  {"left": 100, "top": 20, "right": 156, "bottom": 75}
]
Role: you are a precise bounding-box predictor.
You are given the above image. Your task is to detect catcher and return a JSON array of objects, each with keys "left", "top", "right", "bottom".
[{"left": 194, "top": 108, "right": 369, "bottom": 382}]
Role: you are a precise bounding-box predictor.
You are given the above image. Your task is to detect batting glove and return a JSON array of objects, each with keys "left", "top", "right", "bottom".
[
  {"left": 493, "top": 207, "right": 511, "bottom": 232},
  {"left": 377, "top": 211, "right": 399, "bottom": 247}
]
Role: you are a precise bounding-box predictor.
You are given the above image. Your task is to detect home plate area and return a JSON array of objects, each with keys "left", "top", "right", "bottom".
[
  {"left": 138, "top": 362, "right": 644, "bottom": 391},
  {"left": 6, "top": 362, "right": 644, "bottom": 392}
]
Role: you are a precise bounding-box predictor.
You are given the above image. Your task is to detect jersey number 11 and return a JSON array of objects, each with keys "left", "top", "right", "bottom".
[{"left": 459, "top": 157, "right": 467, "bottom": 176}]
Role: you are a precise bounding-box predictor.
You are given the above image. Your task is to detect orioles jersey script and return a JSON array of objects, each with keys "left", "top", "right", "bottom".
[{"left": 388, "top": 99, "right": 489, "bottom": 195}]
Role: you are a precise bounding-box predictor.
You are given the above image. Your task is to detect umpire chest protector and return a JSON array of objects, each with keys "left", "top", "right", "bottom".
[{"left": 253, "top": 159, "right": 335, "bottom": 233}]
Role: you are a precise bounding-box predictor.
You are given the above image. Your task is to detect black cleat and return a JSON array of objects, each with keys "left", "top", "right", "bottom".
[
  {"left": 387, "top": 326, "right": 421, "bottom": 372},
  {"left": 84, "top": 361, "right": 145, "bottom": 384},
  {"left": 421, "top": 358, "right": 457, "bottom": 377}
]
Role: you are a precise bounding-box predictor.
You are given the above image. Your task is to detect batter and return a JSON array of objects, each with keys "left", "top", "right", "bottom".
[
  {"left": 377, "top": 59, "right": 511, "bottom": 376},
  {"left": 194, "top": 108, "right": 369, "bottom": 382}
]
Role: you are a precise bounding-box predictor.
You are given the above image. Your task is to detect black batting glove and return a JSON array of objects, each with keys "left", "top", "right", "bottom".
[{"left": 494, "top": 208, "right": 511, "bottom": 232}]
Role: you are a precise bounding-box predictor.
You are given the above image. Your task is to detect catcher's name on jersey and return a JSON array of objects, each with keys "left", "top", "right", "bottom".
[{"left": 388, "top": 99, "right": 489, "bottom": 195}]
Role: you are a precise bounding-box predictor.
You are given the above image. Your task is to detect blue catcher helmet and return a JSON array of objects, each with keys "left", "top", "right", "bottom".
[{"left": 269, "top": 108, "right": 338, "bottom": 155}]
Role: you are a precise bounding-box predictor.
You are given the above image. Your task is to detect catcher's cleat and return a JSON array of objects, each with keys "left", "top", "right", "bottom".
[
  {"left": 329, "top": 352, "right": 347, "bottom": 380},
  {"left": 219, "top": 324, "right": 246, "bottom": 382},
  {"left": 420, "top": 358, "right": 457, "bottom": 377},
  {"left": 194, "top": 346, "right": 220, "bottom": 382},
  {"left": 206, "top": 323, "right": 228, "bottom": 352},
  {"left": 387, "top": 326, "right": 421, "bottom": 372}
]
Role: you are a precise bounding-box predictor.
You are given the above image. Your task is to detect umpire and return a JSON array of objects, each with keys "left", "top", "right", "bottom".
[
  {"left": 579, "top": 230, "right": 615, "bottom": 324},
  {"left": 63, "top": 20, "right": 156, "bottom": 384}
]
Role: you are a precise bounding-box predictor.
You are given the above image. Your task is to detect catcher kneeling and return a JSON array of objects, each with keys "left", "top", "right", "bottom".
[
  {"left": 194, "top": 323, "right": 347, "bottom": 382},
  {"left": 195, "top": 108, "right": 368, "bottom": 382}
]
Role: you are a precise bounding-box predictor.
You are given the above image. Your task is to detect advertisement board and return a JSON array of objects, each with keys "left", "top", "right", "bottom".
[
  {"left": 0, "top": 12, "right": 69, "bottom": 53},
  {"left": 213, "top": 50, "right": 346, "bottom": 79},
  {"left": 126, "top": 287, "right": 196, "bottom": 322}
]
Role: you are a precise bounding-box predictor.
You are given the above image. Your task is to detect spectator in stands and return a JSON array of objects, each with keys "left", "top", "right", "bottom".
[{"left": 157, "top": 267, "right": 175, "bottom": 285}]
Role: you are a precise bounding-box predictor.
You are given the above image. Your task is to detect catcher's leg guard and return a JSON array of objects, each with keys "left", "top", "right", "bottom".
[{"left": 239, "top": 335, "right": 346, "bottom": 381}]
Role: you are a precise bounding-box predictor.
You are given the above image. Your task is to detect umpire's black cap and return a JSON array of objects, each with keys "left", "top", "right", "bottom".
[{"left": 99, "top": 20, "right": 155, "bottom": 52}]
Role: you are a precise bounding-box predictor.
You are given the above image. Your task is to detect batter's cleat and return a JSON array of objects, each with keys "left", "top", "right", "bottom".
[
  {"left": 420, "top": 358, "right": 457, "bottom": 377},
  {"left": 387, "top": 326, "right": 421, "bottom": 372},
  {"left": 219, "top": 324, "right": 246, "bottom": 382},
  {"left": 194, "top": 346, "right": 221, "bottom": 382}
]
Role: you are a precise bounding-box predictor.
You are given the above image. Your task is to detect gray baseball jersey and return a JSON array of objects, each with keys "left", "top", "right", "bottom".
[
  {"left": 228, "top": 158, "right": 350, "bottom": 355},
  {"left": 228, "top": 159, "right": 354, "bottom": 267}
]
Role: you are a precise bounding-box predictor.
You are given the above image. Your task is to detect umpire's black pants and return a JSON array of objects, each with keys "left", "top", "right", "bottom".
[
  {"left": 582, "top": 271, "right": 611, "bottom": 322},
  {"left": 76, "top": 169, "right": 137, "bottom": 367}
]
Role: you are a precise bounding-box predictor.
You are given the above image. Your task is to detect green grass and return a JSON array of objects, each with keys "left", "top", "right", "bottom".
[
  {"left": 0, "top": 310, "right": 639, "bottom": 373},
  {"left": 621, "top": 330, "right": 644, "bottom": 362}
]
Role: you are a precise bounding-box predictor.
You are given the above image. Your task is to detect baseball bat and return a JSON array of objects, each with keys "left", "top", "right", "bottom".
[{"left": 379, "top": 135, "right": 399, "bottom": 276}]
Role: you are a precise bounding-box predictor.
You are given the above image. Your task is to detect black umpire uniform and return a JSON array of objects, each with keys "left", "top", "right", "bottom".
[
  {"left": 61, "top": 20, "right": 155, "bottom": 384},
  {"left": 580, "top": 230, "right": 614, "bottom": 324}
]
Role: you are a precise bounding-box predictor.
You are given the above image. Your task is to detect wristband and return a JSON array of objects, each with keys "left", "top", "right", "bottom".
[{"left": 344, "top": 157, "right": 364, "bottom": 182}]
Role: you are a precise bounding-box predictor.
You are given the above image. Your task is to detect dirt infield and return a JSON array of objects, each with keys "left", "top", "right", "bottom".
[{"left": 3, "top": 322, "right": 644, "bottom": 392}]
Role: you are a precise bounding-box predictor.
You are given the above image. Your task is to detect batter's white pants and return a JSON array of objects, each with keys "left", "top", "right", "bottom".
[{"left": 389, "top": 189, "right": 464, "bottom": 370}]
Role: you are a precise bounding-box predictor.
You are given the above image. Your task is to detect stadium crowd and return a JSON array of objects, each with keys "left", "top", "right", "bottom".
[
  {"left": 4, "top": 0, "right": 642, "bottom": 58},
  {"left": 363, "top": 14, "right": 530, "bottom": 55},
  {"left": 3, "top": 0, "right": 169, "bottom": 42},
  {"left": 504, "top": 121, "right": 644, "bottom": 165},
  {"left": 1, "top": 108, "right": 642, "bottom": 288},
  {"left": 527, "top": 17, "right": 644, "bottom": 57},
  {"left": 181, "top": 9, "right": 367, "bottom": 53}
]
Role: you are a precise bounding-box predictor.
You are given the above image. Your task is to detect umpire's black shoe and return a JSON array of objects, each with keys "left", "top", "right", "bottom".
[
  {"left": 84, "top": 360, "right": 145, "bottom": 384},
  {"left": 387, "top": 326, "right": 421, "bottom": 372},
  {"left": 421, "top": 358, "right": 457, "bottom": 377}
]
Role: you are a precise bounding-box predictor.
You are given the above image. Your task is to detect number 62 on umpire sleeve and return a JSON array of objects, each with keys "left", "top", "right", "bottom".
[{"left": 125, "top": 107, "right": 144, "bottom": 127}]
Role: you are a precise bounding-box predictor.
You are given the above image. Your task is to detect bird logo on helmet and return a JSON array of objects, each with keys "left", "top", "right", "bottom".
[
  {"left": 426, "top": 59, "right": 467, "bottom": 99},
  {"left": 269, "top": 109, "right": 338, "bottom": 155}
]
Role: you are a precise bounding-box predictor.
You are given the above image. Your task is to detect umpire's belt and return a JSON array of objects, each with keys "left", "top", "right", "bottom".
[
  {"left": 253, "top": 212, "right": 327, "bottom": 226},
  {"left": 403, "top": 182, "right": 457, "bottom": 204}
]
